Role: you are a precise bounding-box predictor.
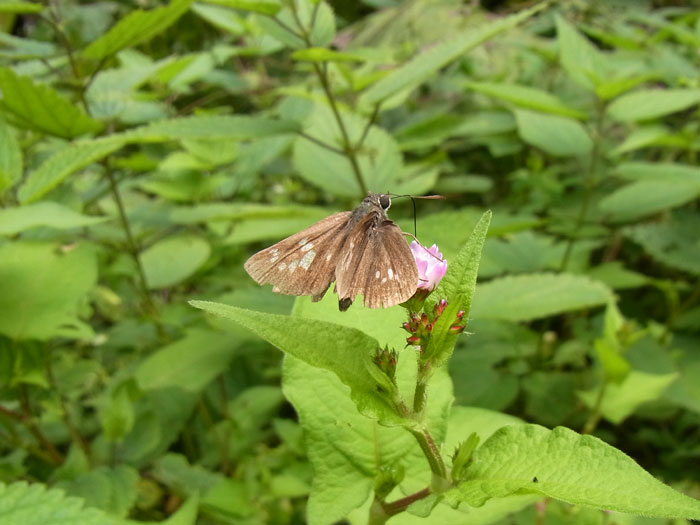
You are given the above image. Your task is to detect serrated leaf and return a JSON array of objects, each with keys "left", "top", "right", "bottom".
[
  {"left": 359, "top": 3, "right": 547, "bottom": 107},
  {"left": 0, "top": 241, "right": 97, "bottom": 340},
  {"left": 200, "top": 0, "right": 281, "bottom": 15},
  {"left": 465, "top": 81, "right": 586, "bottom": 119},
  {"left": 425, "top": 211, "right": 491, "bottom": 366},
  {"left": 18, "top": 138, "right": 125, "bottom": 203},
  {"left": 141, "top": 235, "right": 211, "bottom": 289},
  {"left": 82, "top": 0, "right": 192, "bottom": 60},
  {"left": 599, "top": 180, "right": 700, "bottom": 221},
  {"left": 189, "top": 301, "right": 404, "bottom": 425},
  {"left": 0, "top": 481, "right": 115, "bottom": 525},
  {"left": 470, "top": 273, "right": 613, "bottom": 322},
  {"left": 453, "top": 425, "right": 700, "bottom": 519},
  {"left": 0, "top": 68, "right": 102, "bottom": 138},
  {"left": 135, "top": 329, "right": 239, "bottom": 392},
  {"left": 514, "top": 109, "right": 592, "bottom": 157},
  {"left": 607, "top": 89, "right": 700, "bottom": 122},
  {"left": 0, "top": 202, "right": 106, "bottom": 235}
]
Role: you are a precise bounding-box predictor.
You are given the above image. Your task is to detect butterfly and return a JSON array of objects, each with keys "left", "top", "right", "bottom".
[{"left": 244, "top": 193, "right": 419, "bottom": 311}]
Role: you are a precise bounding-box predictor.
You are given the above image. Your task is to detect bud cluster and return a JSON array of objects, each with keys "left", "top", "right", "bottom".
[
  {"left": 373, "top": 346, "right": 398, "bottom": 380},
  {"left": 402, "top": 299, "right": 466, "bottom": 348}
]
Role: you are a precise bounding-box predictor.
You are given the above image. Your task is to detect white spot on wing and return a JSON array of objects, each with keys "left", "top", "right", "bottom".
[
  {"left": 288, "top": 261, "right": 298, "bottom": 271},
  {"left": 326, "top": 254, "right": 332, "bottom": 261},
  {"left": 388, "top": 268, "right": 394, "bottom": 280},
  {"left": 300, "top": 250, "right": 316, "bottom": 270},
  {"left": 301, "top": 242, "right": 314, "bottom": 252},
  {"left": 270, "top": 248, "right": 279, "bottom": 263},
  {"left": 298, "top": 238, "right": 309, "bottom": 246},
  {"left": 381, "top": 277, "right": 387, "bottom": 283},
  {"left": 375, "top": 271, "right": 380, "bottom": 279},
  {"left": 277, "top": 263, "right": 287, "bottom": 271}
]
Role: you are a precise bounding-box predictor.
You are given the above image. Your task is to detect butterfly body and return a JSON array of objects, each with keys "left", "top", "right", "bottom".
[{"left": 244, "top": 193, "right": 419, "bottom": 310}]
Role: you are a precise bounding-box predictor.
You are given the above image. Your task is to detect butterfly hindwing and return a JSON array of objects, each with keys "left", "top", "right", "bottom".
[
  {"left": 244, "top": 211, "right": 352, "bottom": 299},
  {"left": 335, "top": 216, "right": 418, "bottom": 309}
]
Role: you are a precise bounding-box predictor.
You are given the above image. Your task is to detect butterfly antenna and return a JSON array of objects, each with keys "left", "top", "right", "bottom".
[{"left": 411, "top": 196, "right": 417, "bottom": 237}]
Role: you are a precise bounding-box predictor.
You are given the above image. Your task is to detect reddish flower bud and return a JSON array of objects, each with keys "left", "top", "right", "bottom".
[
  {"left": 406, "top": 334, "right": 421, "bottom": 345},
  {"left": 402, "top": 322, "right": 414, "bottom": 333},
  {"left": 449, "top": 324, "right": 465, "bottom": 334},
  {"left": 456, "top": 310, "right": 465, "bottom": 320}
]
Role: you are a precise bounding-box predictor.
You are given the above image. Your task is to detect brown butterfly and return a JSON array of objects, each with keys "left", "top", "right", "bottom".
[{"left": 244, "top": 193, "right": 419, "bottom": 311}]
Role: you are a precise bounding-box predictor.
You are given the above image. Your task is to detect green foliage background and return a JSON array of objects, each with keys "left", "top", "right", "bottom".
[{"left": 1, "top": 0, "right": 700, "bottom": 523}]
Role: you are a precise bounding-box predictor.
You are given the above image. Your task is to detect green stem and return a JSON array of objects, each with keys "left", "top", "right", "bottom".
[
  {"left": 409, "top": 426, "right": 446, "bottom": 479},
  {"left": 582, "top": 378, "right": 608, "bottom": 435},
  {"left": 18, "top": 386, "right": 63, "bottom": 465}
]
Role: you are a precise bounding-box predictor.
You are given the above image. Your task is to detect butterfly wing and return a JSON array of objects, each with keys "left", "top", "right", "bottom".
[
  {"left": 335, "top": 217, "right": 418, "bottom": 310},
  {"left": 244, "top": 211, "right": 352, "bottom": 300}
]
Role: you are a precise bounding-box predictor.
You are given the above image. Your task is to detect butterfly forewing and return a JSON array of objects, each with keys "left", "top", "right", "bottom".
[
  {"left": 244, "top": 211, "right": 352, "bottom": 300},
  {"left": 335, "top": 216, "right": 418, "bottom": 309}
]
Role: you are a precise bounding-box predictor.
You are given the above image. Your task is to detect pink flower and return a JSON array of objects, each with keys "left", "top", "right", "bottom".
[{"left": 410, "top": 241, "right": 447, "bottom": 292}]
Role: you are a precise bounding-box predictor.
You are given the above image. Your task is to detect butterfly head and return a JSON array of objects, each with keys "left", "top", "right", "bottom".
[{"left": 365, "top": 193, "right": 391, "bottom": 212}]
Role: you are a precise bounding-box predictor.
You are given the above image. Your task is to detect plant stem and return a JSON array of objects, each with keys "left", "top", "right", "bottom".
[
  {"left": 408, "top": 426, "right": 446, "bottom": 480},
  {"left": 383, "top": 487, "right": 431, "bottom": 516},
  {"left": 297, "top": 131, "right": 346, "bottom": 155},
  {"left": 18, "top": 386, "right": 63, "bottom": 465},
  {"left": 559, "top": 99, "right": 606, "bottom": 272},
  {"left": 103, "top": 160, "right": 159, "bottom": 318},
  {"left": 582, "top": 378, "right": 608, "bottom": 435}
]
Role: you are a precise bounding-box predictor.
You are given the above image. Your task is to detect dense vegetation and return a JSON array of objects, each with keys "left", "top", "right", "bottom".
[{"left": 1, "top": 0, "right": 700, "bottom": 523}]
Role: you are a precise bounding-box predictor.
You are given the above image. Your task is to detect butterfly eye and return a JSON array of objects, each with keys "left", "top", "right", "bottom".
[{"left": 379, "top": 195, "right": 391, "bottom": 210}]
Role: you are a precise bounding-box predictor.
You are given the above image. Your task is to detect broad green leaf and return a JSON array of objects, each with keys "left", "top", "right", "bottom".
[
  {"left": 141, "top": 235, "right": 211, "bottom": 289},
  {"left": 612, "top": 161, "right": 700, "bottom": 183},
  {"left": 453, "top": 425, "right": 700, "bottom": 519},
  {"left": 189, "top": 301, "right": 403, "bottom": 424},
  {"left": 82, "top": 0, "right": 192, "bottom": 60},
  {"left": 609, "top": 125, "right": 675, "bottom": 156},
  {"left": 579, "top": 371, "right": 678, "bottom": 424},
  {"left": 0, "top": 202, "right": 106, "bottom": 235},
  {"left": 585, "top": 262, "right": 650, "bottom": 290},
  {"left": 0, "top": 116, "right": 22, "bottom": 192},
  {"left": 0, "top": 481, "right": 115, "bottom": 525},
  {"left": 465, "top": 81, "right": 587, "bottom": 119},
  {"left": 0, "top": 241, "right": 97, "bottom": 340},
  {"left": 555, "top": 15, "right": 606, "bottom": 91},
  {"left": 224, "top": 214, "right": 330, "bottom": 244},
  {"left": 470, "top": 273, "right": 613, "bottom": 322},
  {"left": 292, "top": 102, "right": 402, "bottom": 197},
  {"left": 291, "top": 47, "right": 366, "bottom": 62},
  {"left": 0, "top": 68, "right": 102, "bottom": 138},
  {"left": 170, "top": 202, "right": 330, "bottom": 224},
  {"left": 198, "top": 0, "right": 281, "bottom": 15},
  {"left": 158, "top": 494, "right": 200, "bottom": 525},
  {"left": 56, "top": 466, "right": 138, "bottom": 518},
  {"left": 0, "top": 1, "right": 43, "bottom": 13},
  {"left": 625, "top": 214, "right": 700, "bottom": 275},
  {"left": 514, "top": 110, "right": 592, "bottom": 157},
  {"left": 18, "top": 138, "right": 125, "bottom": 204},
  {"left": 123, "top": 115, "right": 300, "bottom": 141},
  {"left": 135, "top": 329, "right": 239, "bottom": 392},
  {"left": 607, "top": 89, "right": 700, "bottom": 122},
  {"left": 599, "top": 180, "right": 700, "bottom": 221},
  {"left": 425, "top": 211, "right": 491, "bottom": 366},
  {"left": 359, "top": 3, "right": 547, "bottom": 107}
]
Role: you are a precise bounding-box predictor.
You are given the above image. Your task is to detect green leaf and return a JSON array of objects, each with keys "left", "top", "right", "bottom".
[
  {"left": 0, "top": 202, "right": 106, "bottom": 235},
  {"left": 141, "top": 235, "right": 211, "bottom": 289},
  {"left": 359, "top": 3, "right": 547, "bottom": 107},
  {"left": 0, "top": 68, "right": 102, "bottom": 138},
  {"left": 607, "top": 89, "right": 700, "bottom": 122},
  {"left": 612, "top": 161, "right": 700, "bottom": 183},
  {"left": 426, "top": 211, "right": 491, "bottom": 366},
  {"left": 0, "top": 481, "right": 115, "bottom": 525},
  {"left": 599, "top": 180, "right": 700, "bottom": 221},
  {"left": 18, "top": 138, "right": 125, "bottom": 204},
  {"left": 292, "top": 102, "right": 402, "bottom": 197},
  {"left": 135, "top": 329, "right": 239, "bottom": 392},
  {"left": 159, "top": 494, "right": 200, "bottom": 525},
  {"left": 465, "top": 81, "right": 587, "bottom": 119},
  {"left": 453, "top": 425, "right": 700, "bottom": 519},
  {"left": 555, "top": 15, "right": 607, "bottom": 91},
  {"left": 0, "top": 1, "right": 43, "bottom": 13},
  {"left": 470, "top": 273, "right": 613, "bottom": 322},
  {"left": 56, "top": 466, "right": 138, "bottom": 518},
  {"left": 123, "top": 115, "right": 300, "bottom": 141},
  {"left": 82, "top": 0, "right": 193, "bottom": 60},
  {"left": 198, "top": 0, "right": 281, "bottom": 15},
  {"left": 0, "top": 241, "right": 97, "bottom": 340},
  {"left": 625, "top": 213, "right": 700, "bottom": 275},
  {"left": 189, "top": 301, "right": 403, "bottom": 424},
  {"left": 0, "top": 116, "right": 22, "bottom": 193},
  {"left": 579, "top": 371, "right": 678, "bottom": 424},
  {"left": 514, "top": 110, "right": 593, "bottom": 157},
  {"left": 291, "top": 47, "right": 366, "bottom": 62}
]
